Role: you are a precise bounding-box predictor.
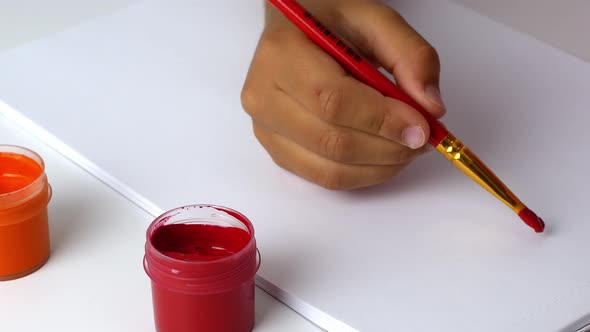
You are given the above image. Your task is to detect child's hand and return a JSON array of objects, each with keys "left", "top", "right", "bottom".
[{"left": 241, "top": 0, "right": 445, "bottom": 190}]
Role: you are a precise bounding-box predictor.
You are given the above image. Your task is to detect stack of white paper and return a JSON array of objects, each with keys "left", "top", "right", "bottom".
[{"left": 1, "top": 0, "right": 589, "bottom": 331}]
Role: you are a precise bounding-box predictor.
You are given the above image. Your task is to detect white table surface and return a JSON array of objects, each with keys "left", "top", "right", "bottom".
[
  {"left": 0, "top": 4, "right": 318, "bottom": 332},
  {"left": 0, "top": 0, "right": 582, "bottom": 330},
  {"left": 451, "top": 0, "right": 590, "bottom": 63},
  {"left": 3, "top": 0, "right": 588, "bottom": 63},
  {"left": 0, "top": 0, "right": 138, "bottom": 52},
  {"left": 0, "top": 116, "right": 320, "bottom": 332}
]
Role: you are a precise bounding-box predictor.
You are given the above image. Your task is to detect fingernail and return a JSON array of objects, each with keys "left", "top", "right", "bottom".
[
  {"left": 425, "top": 85, "right": 445, "bottom": 108},
  {"left": 402, "top": 126, "right": 425, "bottom": 149}
]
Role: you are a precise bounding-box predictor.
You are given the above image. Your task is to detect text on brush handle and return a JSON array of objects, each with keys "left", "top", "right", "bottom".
[{"left": 303, "top": 11, "right": 362, "bottom": 63}]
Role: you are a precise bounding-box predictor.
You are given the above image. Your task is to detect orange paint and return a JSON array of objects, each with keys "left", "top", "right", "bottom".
[
  {"left": 0, "top": 146, "right": 51, "bottom": 281},
  {"left": 0, "top": 152, "right": 43, "bottom": 194}
]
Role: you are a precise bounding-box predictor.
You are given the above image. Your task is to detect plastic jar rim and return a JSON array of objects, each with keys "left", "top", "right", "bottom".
[
  {"left": 145, "top": 204, "right": 256, "bottom": 267},
  {"left": 144, "top": 204, "right": 260, "bottom": 293},
  {"left": 0, "top": 145, "right": 49, "bottom": 209}
]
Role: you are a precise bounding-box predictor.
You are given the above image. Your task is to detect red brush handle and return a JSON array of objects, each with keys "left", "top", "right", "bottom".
[{"left": 268, "top": 0, "right": 448, "bottom": 145}]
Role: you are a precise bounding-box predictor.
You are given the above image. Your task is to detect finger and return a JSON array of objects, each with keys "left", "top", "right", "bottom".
[
  {"left": 263, "top": 32, "right": 430, "bottom": 148},
  {"left": 252, "top": 123, "right": 407, "bottom": 190},
  {"left": 337, "top": 3, "right": 446, "bottom": 118},
  {"left": 247, "top": 85, "right": 427, "bottom": 164}
]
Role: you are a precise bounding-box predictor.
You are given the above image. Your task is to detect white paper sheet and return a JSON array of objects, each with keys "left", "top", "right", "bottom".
[
  {"left": 1, "top": 0, "right": 589, "bottom": 331},
  {"left": 451, "top": 0, "right": 590, "bottom": 63},
  {"left": 0, "top": 116, "right": 320, "bottom": 332}
]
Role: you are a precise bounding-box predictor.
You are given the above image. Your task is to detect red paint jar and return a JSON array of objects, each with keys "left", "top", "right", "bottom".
[
  {"left": 144, "top": 205, "right": 260, "bottom": 332},
  {"left": 0, "top": 145, "right": 52, "bottom": 281}
]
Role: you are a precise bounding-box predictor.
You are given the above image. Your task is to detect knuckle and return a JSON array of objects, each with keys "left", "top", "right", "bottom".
[
  {"left": 416, "top": 43, "right": 440, "bottom": 65},
  {"left": 360, "top": 2, "right": 402, "bottom": 21},
  {"left": 381, "top": 6, "right": 405, "bottom": 22},
  {"left": 393, "top": 147, "right": 419, "bottom": 164},
  {"left": 316, "top": 85, "right": 344, "bottom": 123},
  {"left": 318, "top": 130, "right": 351, "bottom": 162},
  {"left": 315, "top": 168, "right": 347, "bottom": 190},
  {"left": 252, "top": 124, "right": 268, "bottom": 146},
  {"left": 384, "top": 165, "right": 404, "bottom": 181},
  {"left": 257, "top": 32, "right": 281, "bottom": 57},
  {"left": 372, "top": 5, "right": 408, "bottom": 30},
  {"left": 252, "top": 123, "right": 262, "bottom": 138},
  {"left": 367, "top": 108, "right": 387, "bottom": 135},
  {"left": 240, "top": 83, "right": 261, "bottom": 117},
  {"left": 270, "top": 155, "right": 289, "bottom": 171}
]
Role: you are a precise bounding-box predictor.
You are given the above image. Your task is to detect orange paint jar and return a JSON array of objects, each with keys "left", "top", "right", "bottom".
[{"left": 0, "top": 145, "right": 52, "bottom": 281}]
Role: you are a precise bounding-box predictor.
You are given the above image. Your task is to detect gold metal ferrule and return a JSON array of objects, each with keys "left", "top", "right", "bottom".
[{"left": 436, "top": 133, "right": 525, "bottom": 214}]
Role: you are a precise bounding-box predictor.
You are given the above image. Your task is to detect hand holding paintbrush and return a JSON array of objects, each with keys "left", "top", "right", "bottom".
[
  {"left": 242, "top": 0, "right": 444, "bottom": 189},
  {"left": 242, "top": 0, "right": 544, "bottom": 232}
]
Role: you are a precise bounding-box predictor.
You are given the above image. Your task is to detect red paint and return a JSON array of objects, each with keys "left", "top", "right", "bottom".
[
  {"left": 268, "top": 0, "right": 448, "bottom": 145},
  {"left": 518, "top": 208, "right": 545, "bottom": 233},
  {"left": 0, "top": 152, "right": 43, "bottom": 194},
  {"left": 144, "top": 205, "right": 259, "bottom": 332},
  {"left": 151, "top": 224, "right": 251, "bottom": 261}
]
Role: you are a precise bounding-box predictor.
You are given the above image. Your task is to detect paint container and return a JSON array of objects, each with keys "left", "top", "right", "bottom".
[
  {"left": 144, "top": 205, "right": 260, "bottom": 332},
  {"left": 0, "top": 145, "right": 52, "bottom": 281}
]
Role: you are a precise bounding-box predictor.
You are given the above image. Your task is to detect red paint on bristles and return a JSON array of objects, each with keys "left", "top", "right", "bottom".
[{"left": 518, "top": 208, "right": 545, "bottom": 233}]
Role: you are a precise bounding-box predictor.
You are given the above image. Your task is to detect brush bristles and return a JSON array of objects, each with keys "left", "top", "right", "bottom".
[{"left": 518, "top": 208, "right": 545, "bottom": 233}]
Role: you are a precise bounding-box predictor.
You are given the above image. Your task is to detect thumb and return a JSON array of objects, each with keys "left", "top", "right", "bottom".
[{"left": 338, "top": 2, "right": 446, "bottom": 118}]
